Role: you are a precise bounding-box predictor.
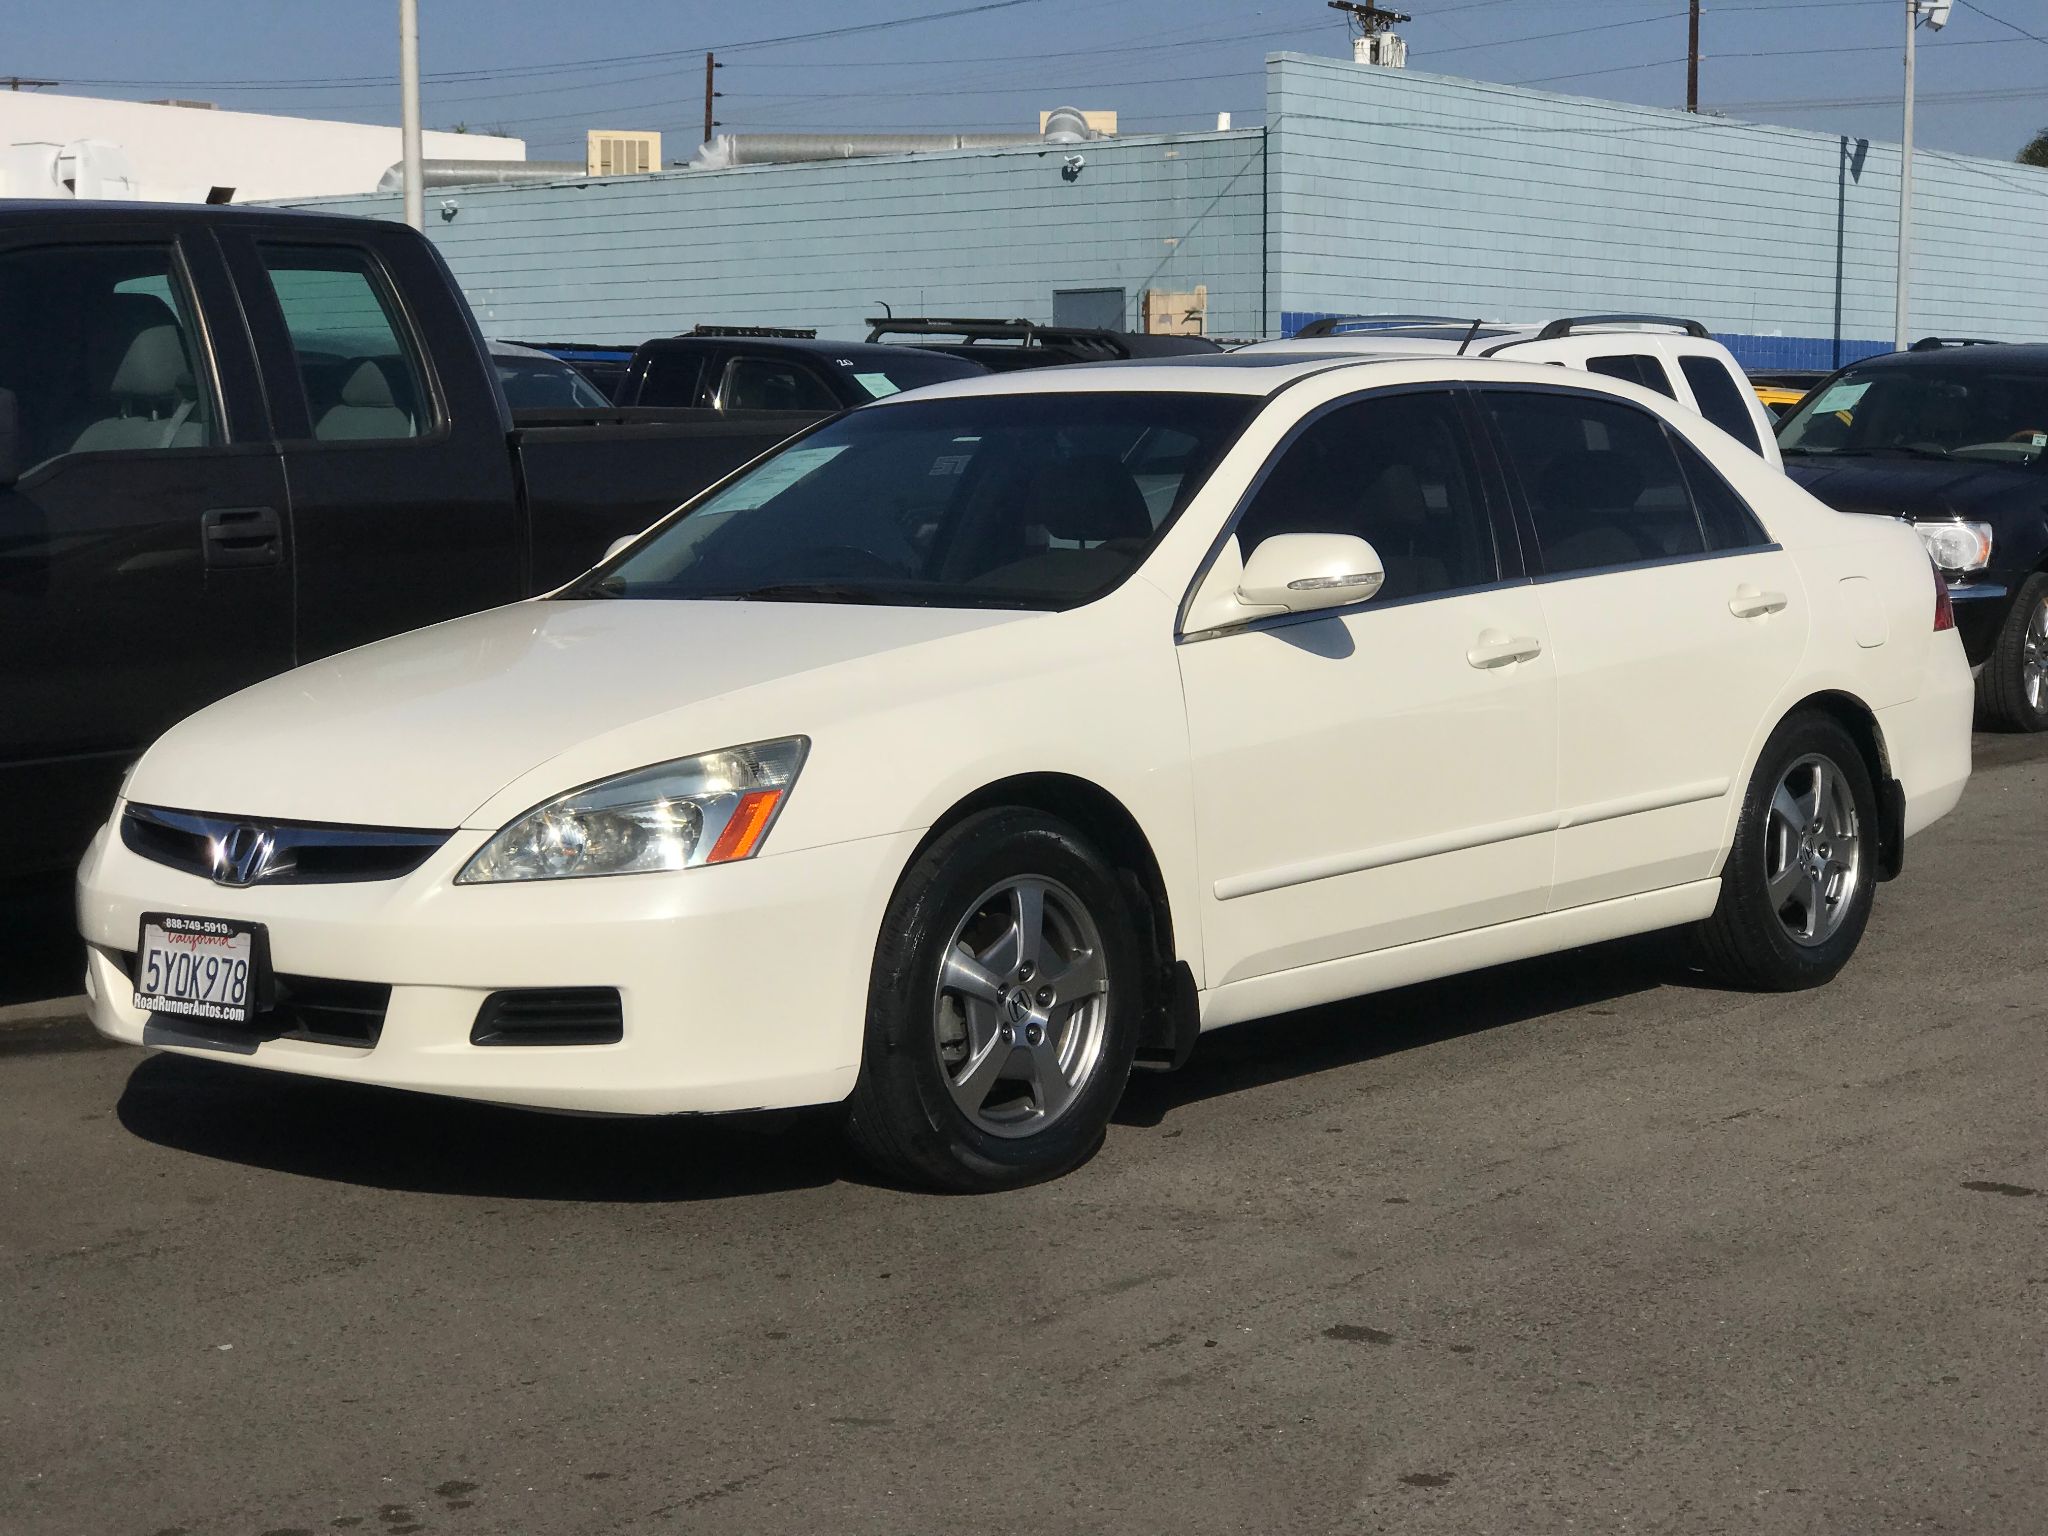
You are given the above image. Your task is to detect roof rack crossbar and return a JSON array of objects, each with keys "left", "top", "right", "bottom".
[
  {"left": 1907, "top": 335, "right": 2005, "bottom": 351},
  {"left": 687, "top": 324, "right": 819, "bottom": 339},
  {"left": 1534, "top": 314, "right": 1711, "bottom": 340},
  {"left": 1293, "top": 313, "right": 1479, "bottom": 338}
]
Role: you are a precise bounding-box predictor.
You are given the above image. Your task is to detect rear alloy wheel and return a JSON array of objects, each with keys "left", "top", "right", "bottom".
[
  {"left": 1696, "top": 713, "right": 1878, "bottom": 991},
  {"left": 845, "top": 809, "right": 1141, "bottom": 1192},
  {"left": 1977, "top": 572, "right": 2048, "bottom": 733}
]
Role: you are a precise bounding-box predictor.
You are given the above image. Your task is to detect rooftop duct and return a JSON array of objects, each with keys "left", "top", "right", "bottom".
[
  {"left": 374, "top": 158, "right": 584, "bottom": 193},
  {"left": 689, "top": 107, "right": 1110, "bottom": 171}
]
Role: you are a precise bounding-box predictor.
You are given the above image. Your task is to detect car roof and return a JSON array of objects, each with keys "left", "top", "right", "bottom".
[
  {"left": 1846, "top": 343, "right": 2048, "bottom": 371},
  {"left": 876, "top": 351, "right": 1675, "bottom": 402},
  {"left": 641, "top": 334, "right": 980, "bottom": 367}
]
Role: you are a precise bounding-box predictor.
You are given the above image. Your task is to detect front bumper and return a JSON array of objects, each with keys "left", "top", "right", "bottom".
[
  {"left": 76, "top": 815, "right": 923, "bottom": 1115},
  {"left": 1947, "top": 578, "right": 2010, "bottom": 666}
]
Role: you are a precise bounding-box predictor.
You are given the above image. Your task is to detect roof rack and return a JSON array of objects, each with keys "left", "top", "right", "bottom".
[
  {"left": 1292, "top": 314, "right": 1483, "bottom": 338},
  {"left": 1533, "top": 314, "right": 1710, "bottom": 340},
  {"left": 865, "top": 315, "right": 1118, "bottom": 347},
  {"left": 686, "top": 324, "right": 819, "bottom": 339},
  {"left": 1908, "top": 335, "right": 2004, "bottom": 351}
]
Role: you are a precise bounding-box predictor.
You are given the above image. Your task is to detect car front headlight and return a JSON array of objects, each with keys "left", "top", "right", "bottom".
[
  {"left": 457, "top": 736, "right": 807, "bottom": 884},
  {"left": 1912, "top": 520, "right": 1994, "bottom": 575}
]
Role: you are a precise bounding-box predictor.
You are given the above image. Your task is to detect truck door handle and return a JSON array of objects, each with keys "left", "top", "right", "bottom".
[
  {"left": 1466, "top": 631, "right": 1544, "bottom": 669},
  {"left": 201, "top": 507, "right": 282, "bottom": 569},
  {"left": 1729, "top": 585, "right": 1788, "bottom": 619}
]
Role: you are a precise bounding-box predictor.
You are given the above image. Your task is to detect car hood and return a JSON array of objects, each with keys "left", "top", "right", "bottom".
[
  {"left": 1785, "top": 455, "right": 2047, "bottom": 521},
  {"left": 126, "top": 599, "right": 1030, "bottom": 828}
]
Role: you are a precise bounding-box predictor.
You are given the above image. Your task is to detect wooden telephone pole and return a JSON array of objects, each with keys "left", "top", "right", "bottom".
[
  {"left": 703, "top": 52, "right": 722, "bottom": 144},
  {"left": 1687, "top": 0, "right": 1701, "bottom": 112}
]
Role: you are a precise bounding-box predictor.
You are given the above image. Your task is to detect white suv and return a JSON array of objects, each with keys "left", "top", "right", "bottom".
[{"left": 1245, "top": 314, "right": 1782, "bottom": 468}]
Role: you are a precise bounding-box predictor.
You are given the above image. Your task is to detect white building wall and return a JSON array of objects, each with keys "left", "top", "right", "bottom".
[{"left": 0, "top": 91, "right": 523, "bottom": 203}]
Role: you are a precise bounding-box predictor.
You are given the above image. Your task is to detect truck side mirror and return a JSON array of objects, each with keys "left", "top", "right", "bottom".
[{"left": 0, "top": 389, "right": 21, "bottom": 488}]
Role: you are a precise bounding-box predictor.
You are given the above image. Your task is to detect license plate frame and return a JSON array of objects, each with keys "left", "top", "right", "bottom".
[{"left": 134, "top": 912, "right": 272, "bottom": 1026}]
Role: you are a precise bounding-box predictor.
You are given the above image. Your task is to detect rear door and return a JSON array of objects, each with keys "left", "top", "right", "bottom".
[
  {"left": 0, "top": 222, "right": 291, "bottom": 872},
  {"left": 219, "top": 227, "right": 523, "bottom": 661},
  {"left": 1478, "top": 384, "right": 1806, "bottom": 909}
]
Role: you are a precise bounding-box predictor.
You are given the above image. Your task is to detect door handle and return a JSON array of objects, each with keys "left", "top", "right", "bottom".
[
  {"left": 1466, "top": 630, "right": 1544, "bottom": 669},
  {"left": 1729, "top": 585, "right": 1788, "bottom": 619},
  {"left": 201, "top": 507, "right": 282, "bottom": 569}
]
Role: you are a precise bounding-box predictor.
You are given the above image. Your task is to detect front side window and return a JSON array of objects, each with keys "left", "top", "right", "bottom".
[
  {"left": 1486, "top": 389, "right": 1706, "bottom": 575},
  {"left": 258, "top": 244, "right": 428, "bottom": 442},
  {"left": 0, "top": 242, "right": 216, "bottom": 469},
  {"left": 1232, "top": 390, "right": 1497, "bottom": 603},
  {"left": 633, "top": 349, "right": 706, "bottom": 408},
  {"left": 720, "top": 357, "right": 840, "bottom": 413},
  {"left": 1587, "top": 353, "right": 1676, "bottom": 398},
  {"left": 1677, "top": 354, "right": 1764, "bottom": 454},
  {"left": 584, "top": 392, "right": 1254, "bottom": 610},
  {"left": 1778, "top": 361, "right": 2048, "bottom": 466}
]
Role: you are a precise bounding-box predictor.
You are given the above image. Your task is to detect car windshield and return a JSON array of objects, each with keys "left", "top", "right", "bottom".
[
  {"left": 836, "top": 351, "right": 986, "bottom": 399},
  {"left": 578, "top": 392, "right": 1255, "bottom": 610},
  {"left": 496, "top": 353, "right": 612, "bottom": 409},
  {"left": 1778, "top": 360, "right": 2048, "bottom": 465}
]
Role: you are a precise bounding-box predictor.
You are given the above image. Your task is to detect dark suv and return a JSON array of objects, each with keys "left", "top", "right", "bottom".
[
  {"left": 1779, "top": 341, "right": 2048, "bottom": 730},
  {"left": 618, "top": 326, "right": 985, "bottom": 412}
]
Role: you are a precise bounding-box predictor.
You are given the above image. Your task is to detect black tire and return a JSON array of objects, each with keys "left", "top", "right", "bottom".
[
  {"left": 1695, "top": 712, "right": 1879, "bottom": 992},
  {"left": 844, "top": 808, "right": 1143, "bottom": 1193},
  {"left": 1975, "top": 571, "right": 2048, "bottom": 733}
]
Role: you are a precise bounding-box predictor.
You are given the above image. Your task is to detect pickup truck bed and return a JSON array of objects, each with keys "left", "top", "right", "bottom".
[{"left": 0, "top": 202, "right": 823, "bottom": 873}]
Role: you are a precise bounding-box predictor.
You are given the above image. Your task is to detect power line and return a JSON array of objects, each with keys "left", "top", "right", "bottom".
[{"left": 1956, "top": 1, "right": 2048, "bottom": 47}]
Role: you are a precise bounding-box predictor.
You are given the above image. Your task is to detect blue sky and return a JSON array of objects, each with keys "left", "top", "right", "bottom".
[{"left": 13, "top": 0, "right": 2048, "bottom": 163}]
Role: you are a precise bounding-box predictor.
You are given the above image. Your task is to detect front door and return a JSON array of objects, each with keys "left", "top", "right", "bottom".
[
  {"left": 1477, "top": 385, "right": 1809, "bottom": 908},
  {"left": 1176, "top": 387, "right": 1557, "bottom": 993},
  {"left": 0, "top": 229, "right": 291, "bottom": 873}
]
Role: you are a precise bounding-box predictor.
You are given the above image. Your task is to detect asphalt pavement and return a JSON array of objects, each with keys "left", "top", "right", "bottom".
[{"left": 3, "top": 734, "right": 2044, "bottom": 1535}]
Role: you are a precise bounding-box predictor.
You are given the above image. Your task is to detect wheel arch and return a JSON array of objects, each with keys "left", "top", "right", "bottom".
[
  {"left": 911, "top": 772, "right": 1198, "bottom": 1068},
  {"left": 1778, "top": 689, "right": 1905, "bottom": 879}
]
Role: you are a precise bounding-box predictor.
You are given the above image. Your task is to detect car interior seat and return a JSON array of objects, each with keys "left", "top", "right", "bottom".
[
  {"left": 315, "top": 359, "right": 416, "bottom": 441},
  {"left": 66, "top": 294, "right": 207, "bottom": 453},
  {"left": 1532, "top": 449, "right": 1647, "bottom": 569}
]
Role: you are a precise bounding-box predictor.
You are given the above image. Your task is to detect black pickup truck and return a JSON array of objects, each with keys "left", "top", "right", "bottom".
[{"left": 0, "top": 202, "right": 826, "bottom": 874}]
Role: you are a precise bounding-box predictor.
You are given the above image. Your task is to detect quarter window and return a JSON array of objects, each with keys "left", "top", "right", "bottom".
[
  {"left": 1233, "top": 391, "right": 1497, "bottom": 603},
  {"left": 720, "top": 357, "right": 839, "bottom": 413},
  {"left": 258, "top": 245, "right": 428, "bottom": 442},
  {"left": 1677, "top": 355, "right": 1765, "bottom": 454},
  {"left": 1485, "top": 389, "right": 1707, "bottom": 575},
  {"left": 0, "top": 242, "right": 216, "bottom": 468},
  {"left": 1671, "top": 434, "right": 1770, "bottom": 551},
  {"left": 1586, "top": 353, "right": 1676, "bottom": 398}
]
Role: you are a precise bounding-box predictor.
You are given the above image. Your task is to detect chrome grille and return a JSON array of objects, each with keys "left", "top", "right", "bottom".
[{"left": 121, "top": 805, "right": 451, "bottom": 886}]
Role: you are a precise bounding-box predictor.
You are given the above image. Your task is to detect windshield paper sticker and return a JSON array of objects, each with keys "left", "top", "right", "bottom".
[
  {"left": 1809, "top": 382, "right": 1870, "bottom": 416},
  {"left": 853, "top": 373, "right": 903, "bottom": 399},
  {"left": 706, "top": 445, "right": 850, "bottom": 511}
]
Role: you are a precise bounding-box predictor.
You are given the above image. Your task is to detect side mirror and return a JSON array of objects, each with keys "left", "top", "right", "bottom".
[
  {"left": 602, "top": 534, "right": 638, "bottom": 564},
  {"left": 1236, "top": 532, "right": 1385, "bottom": 615},
  {"left": 0, "top": 389, "right": 21, "bottom": 488}
]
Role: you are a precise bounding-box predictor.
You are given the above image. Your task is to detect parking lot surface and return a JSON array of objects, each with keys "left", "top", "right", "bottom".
[{"left": 4, "top": 734, "right": 2044, "bottom": 1536}]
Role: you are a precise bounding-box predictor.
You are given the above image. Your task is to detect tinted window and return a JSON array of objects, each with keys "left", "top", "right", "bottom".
[
  {"left": 0, "top": 243, "right": 216, "bottom": 468},
  {"left": 259, "top": 245, "right": 427, "bottom": 442},
  {"left": 1671, "top": 434, "right": 1769, "bottom": 551},
  {"left": 1234, "top": 391, "right": 1497, "bottom": 602},
  {"left": 1677, "top": 355, "right": 1763, "bottom": 453},
  {"left": 1777, "top": 361, "right": 2048, "bottom": 465},
  {"left": 831, "top": 351, "right": 985, "bottom": 399},
  {"left": 1586, "top": 353, "right": 1676, "bottom": 398},
  {"left": 495, "top": 353, "right": 611, "bottom": 409},
  {"left": 1486, "top": 390, "right": 1705, "bottom": 574},
  {"left": 634, "top": 348, "right": 706, "bottom": 408},
  {"left": 588, "top": 393, "right": 1254, "bottom": 611},
  {"left": 721, "top": 356, "right": 840, "bottom": 413}
]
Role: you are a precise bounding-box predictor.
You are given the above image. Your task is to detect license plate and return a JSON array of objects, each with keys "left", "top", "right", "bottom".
[{"left": 134, "top": 913, "right": 268, "bottom": 1026}]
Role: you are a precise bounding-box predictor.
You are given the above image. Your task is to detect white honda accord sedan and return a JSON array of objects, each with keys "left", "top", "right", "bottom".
[{"left": 77, "top": 354, "right": 1973, "bottom": 1190}]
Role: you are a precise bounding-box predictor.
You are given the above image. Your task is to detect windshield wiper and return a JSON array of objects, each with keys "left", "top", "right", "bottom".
[
  {"left": 686, "top": 581, "right": 899, "bottom": 605},
  {"left": 1816, "top": 445, "right": 1952, "bottom": 461}
]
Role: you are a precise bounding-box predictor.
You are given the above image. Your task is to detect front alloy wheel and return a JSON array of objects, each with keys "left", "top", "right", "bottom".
[{"left": 1978, "top": 572, "right": 2048, "bottom": 732}]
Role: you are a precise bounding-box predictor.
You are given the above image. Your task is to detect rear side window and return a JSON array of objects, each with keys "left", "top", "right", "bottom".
[
  {"left": 633, "top": 348, "right": 706, "bottom": 408},
  {"left": 1677, "top": 355, "right": 1764, "bottom": 453},
  {"left": 720, "top": 356, "right": 840, "bottom": 413},
  {"left": 1485, "top": 389, "right": 1705, "bottom": 575},
  {"left": 1586, "top": 353, "right": 1676, "bottom": 398},
  {"left": 0, "top": 242, "right": 217, "bottom": 468},
  {"left": 1233, "top": 390, "right": 1498, "bottom": 603},
  {"left": 258, "top": 245, "right": 428, "bottom": 442}
]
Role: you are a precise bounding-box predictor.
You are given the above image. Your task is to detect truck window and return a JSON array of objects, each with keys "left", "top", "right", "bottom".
[
  {"left": 1586, "top": 353, "right": 1677, "bottom": 399},
  {"left": 720, "top": 356, "right": 840, "bottom": 413},
  {"left": 1676, "top": 354, "right": 1764, "bottom": 454},
  {"left": 0, "top": 243, "right": 216, "bottom": 470},
  {"left": 634, "top": 350, "right": 706, "bottom": 408},
  {"left": 258, "top": 245, "right": 429, "bottom": 442}
]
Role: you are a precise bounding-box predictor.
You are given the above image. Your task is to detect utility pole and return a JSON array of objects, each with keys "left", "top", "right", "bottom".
[
  {"left": 1686, "top": 0, "right": 1700, "bottom": 113},
  {"left": 1897, "top": 0, "right": 1952, "bottom": 349},
  {"left": 399, "top": 0, "right": 424, "bottom": 231},
  {"left": 2, "top": 76, "right": 59, "bottom": 91},
  {"left": 1329, "top": 1, "right": 1412, "bottom": 65},
  {"left": 703, "top": 52, "right": 722, "bottom": 145}
]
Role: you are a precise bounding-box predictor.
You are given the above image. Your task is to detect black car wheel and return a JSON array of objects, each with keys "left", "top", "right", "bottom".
[
  {"left": 844, "top": 808, "right": 1142, "bottom": 1192},
  {"left": 1977, "top": 571, "right": 2048, "bottom": 733}
]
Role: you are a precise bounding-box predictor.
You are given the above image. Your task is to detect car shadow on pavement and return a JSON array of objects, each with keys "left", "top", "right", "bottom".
[
  {"left": 1, "top": 872, "right": 83, "bottom": 1008},
  {"left": 115, "top": 1055, "right": 850, "bottom": 1202},
  {"left": 1114, "top": 931, "right": 1694, "bottom": 1128}
]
